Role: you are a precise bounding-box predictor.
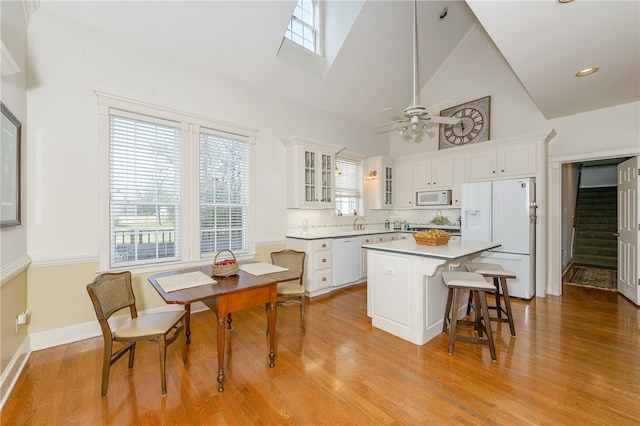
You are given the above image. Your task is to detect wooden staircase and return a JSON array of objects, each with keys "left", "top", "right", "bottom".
[{"left": 572, "top": 186, "right": 618, "bottom": 268}]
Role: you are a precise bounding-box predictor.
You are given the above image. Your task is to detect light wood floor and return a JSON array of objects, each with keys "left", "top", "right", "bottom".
[{"left": 2, "top": 282, "right": 639, "bottom": 425}]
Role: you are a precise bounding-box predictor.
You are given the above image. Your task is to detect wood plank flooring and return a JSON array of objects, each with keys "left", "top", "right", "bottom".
[{"left": 2, "top": 282, "right": 639, "bottom": 425}]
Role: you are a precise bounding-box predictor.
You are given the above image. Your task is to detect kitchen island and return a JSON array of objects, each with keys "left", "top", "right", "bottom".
[{"left": 363, "top": 239, "right": 500, "bottom": 345}]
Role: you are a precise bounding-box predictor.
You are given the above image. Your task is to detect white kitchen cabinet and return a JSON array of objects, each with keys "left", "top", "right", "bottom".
[
  {"left": 413, "top": 156, "right": 453, "bottom": 190},
  {"left": 451, "top": 154, "right": 465, "bottom": 207},
  {"left": 465, "top": 143, "right": 537, "bottom": 181},
  {"left": 283, "top": 138, "right": 343, "bottom": 209},
  {"left": 287, "top": 238, "right": 333, "bottom": 296},
  {"left": 359, "top": 235, "right": 375, "bottom": 279},
  {"left": 396, "top": 232, "right": 413, "bottom": 241},
  {"left": 359, "top": 233, "right": 393, "bottom": 279},
  {"left": 394, "top": 163, "right": 414, "bottom": 208},
  {"left": 367, "top": 156, "right": 394, "bottom": 209}
]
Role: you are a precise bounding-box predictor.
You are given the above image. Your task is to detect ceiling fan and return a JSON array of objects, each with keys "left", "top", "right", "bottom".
[{"left": 375, "top": 0, "right": 460, "bottom": 138}]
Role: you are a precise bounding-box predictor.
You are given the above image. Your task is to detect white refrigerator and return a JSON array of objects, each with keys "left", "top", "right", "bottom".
[{"left": 461, "top": 178, "right": 536, "bottom": 299}]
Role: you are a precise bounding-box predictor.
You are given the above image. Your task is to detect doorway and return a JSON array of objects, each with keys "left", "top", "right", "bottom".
[{"left": 562, "top": 159, "right": 625, "bottom": 290}]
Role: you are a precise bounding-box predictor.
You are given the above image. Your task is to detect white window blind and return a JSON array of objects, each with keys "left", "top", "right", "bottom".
[
  {"left": 285, "top": 0, "right": 317, "bottom": 53},
  {"left": 335, "top": 157, "right": 362, "bottom": 198},
  {"left": 109, "top": 112, "right": 181, "bottom": 267},
  {"left": 199, "top": 130, "right": 250, "bottom": 256},
  {"left": 335, "top": 157, "right": 363, "bottom": 215}
]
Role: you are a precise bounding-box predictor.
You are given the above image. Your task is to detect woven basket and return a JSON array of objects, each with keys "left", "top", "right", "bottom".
[
  {"left": 211, "top": 249, "right": 239, "bottom": 276},
  {"left": 413, "top": 231, "right": 451, "bottom": 246}
]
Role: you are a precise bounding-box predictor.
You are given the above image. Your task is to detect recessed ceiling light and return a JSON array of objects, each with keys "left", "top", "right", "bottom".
[
  {"left": 557, "top": 0, "right": 574, "bottom": 4},
  {"left": 575, "top": 67, "right": 599, "bottom": 77},
  {"left": 439, "top": 7, "right": 448, "bottom": 19}
]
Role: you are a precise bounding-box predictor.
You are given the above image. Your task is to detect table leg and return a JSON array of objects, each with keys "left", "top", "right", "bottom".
[
  {"left": 267, "top": 300, "right": 277, "bottom": 368},
  {"left": 217, "top": 314, "right": 226, "bottom": 392},
  {"left": 184, "top": 304, "right": 192, "bottom": 344}
]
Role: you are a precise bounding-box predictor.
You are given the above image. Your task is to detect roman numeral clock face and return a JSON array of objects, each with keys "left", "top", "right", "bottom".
[
  {"left": 443, "top": 107, "right": 484, "bottom": 145},
  {"left": 438, "top": 96, "right": 491, "bottom": 149}
]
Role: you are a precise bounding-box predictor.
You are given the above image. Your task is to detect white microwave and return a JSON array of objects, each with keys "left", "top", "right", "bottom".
[{"left": 416, "top": 190, "right": 452, "bottom": 206}]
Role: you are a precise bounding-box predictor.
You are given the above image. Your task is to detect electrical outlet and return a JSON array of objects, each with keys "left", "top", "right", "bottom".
[
  {"left": 15, "top": 309, "right": 30, "bottom": 332},
  {"left": 385, "top": 267, "right": 395, "bottom": 275}
]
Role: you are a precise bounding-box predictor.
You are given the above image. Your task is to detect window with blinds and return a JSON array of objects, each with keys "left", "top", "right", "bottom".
[
  {"left": 335, "top": 157, "right": 363, "bottom": 216},
  {"left": 109, "top": 112, "right": 181, "bottom": 266},
  {"left": 200, "top": 130, "right": 250, "bottom": 255},
  {"left": 101, "top": 95, "right": 255, "bottom": 270},
  {"left": 285, "top": 0, "right": 318, "bottom": 53}
]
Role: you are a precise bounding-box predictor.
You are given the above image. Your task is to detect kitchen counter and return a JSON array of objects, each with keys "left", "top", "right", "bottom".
[
  {"left": 362, "top": 239, "right": 499, "bottom": 262},
  {"left": 286, "top": 228, "right": 407, "bottom": 240},
  {"left": 365, "top": 239, "right": 499, "bottom": 345}
]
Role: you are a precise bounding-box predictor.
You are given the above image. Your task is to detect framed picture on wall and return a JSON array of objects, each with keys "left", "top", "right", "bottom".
[{"left": 1, "top": 102, "right": 22, "bottom": 227}]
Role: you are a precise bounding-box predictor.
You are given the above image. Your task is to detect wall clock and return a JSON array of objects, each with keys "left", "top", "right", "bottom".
[{"left": 438, "top": 96, "right": 491, "bottom": 150}]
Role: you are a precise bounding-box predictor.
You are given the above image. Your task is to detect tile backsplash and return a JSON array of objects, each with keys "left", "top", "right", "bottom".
[{"left": 286, "top": 207, "right": 461, "bottom": 232}]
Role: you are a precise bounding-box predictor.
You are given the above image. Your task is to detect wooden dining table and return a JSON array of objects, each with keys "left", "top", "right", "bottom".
[{"left": 148, "top": 263, "right": 301, "bottom": 392}]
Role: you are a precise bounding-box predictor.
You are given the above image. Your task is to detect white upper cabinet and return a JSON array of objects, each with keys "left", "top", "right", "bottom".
[
  {"left": 367, "top": 156, "right": 394, "bottom": 209},
  {"left": 413, "top": 156, "right": 454, "bottom": 190},
  {"left": 283, "top": 138, "right": 343, "bottom": 209},
  {"left": 465, "top": 142, "right": 537, "bottom": 181},
  {"left": 451, "top": 154, "right": 465, "bottom": 207},
  {"left": 394, "top": 162, "right": 414, "bottom": 208}
]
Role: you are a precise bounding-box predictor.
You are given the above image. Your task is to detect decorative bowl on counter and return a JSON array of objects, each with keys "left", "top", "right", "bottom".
[{"left": 413, "top": 229, "right": 451, "bottom": 246}]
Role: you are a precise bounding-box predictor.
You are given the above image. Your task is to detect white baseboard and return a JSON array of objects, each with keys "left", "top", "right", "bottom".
[
  {"left": 29, "top": 301, "right": 208, "bottom": 351},
  {"left": 0, "top": 336, "right": 30, "bottom": 411}
]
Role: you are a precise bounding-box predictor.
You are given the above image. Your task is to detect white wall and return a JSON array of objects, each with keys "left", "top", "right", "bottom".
[
  {"left": 389, "top": 24, "right": 548, "bottom": 158},
  {"left": 561, "top": 163, "right": 579, "bottom": 270},
  {"left": 1, "top": 0, "right": 28, "bottom": 268},
  {"left": 580, "top": 164, "right": 618, "bottom": 188},
  {"left": 0, "top": 0, "right": 30, "bottom": 391},
  {"left": 25, "top": 8, "right": 387, "bottom": 263}
]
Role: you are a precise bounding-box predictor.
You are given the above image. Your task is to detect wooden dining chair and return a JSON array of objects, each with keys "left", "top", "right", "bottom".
[
  {"left": 271, "top": 249, "right": 307, "bottom": 333},
  {"left": 86, "top": 271, "right": 187, "bottom": 396}
]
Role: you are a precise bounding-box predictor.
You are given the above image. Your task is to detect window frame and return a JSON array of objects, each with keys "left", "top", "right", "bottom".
[
  {"left": 97, "top": 92, "right": 257, "bottom": 273},
  {"left": 285, "top": 0, "right": 323, "bottom": 56},
  {"left": 334, "top": 152, "right": 365, "bottom": 217}
]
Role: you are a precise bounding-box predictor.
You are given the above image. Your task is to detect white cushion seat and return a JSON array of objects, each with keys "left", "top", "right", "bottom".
[
  {"left": 465, "top": 263, "right": 517, "bottom": 337},
  {"left": 115, "top": 311, "right": 186, "bottom": 339}
]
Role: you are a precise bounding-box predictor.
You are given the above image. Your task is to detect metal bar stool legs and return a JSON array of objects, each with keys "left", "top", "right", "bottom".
[{"left": 442, "top": 272, "right": 497, "bottom": 361}]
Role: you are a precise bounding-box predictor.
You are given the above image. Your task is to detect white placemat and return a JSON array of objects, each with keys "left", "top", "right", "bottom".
[
  {"left": 155, "top": 271, "right": 217, "bottom": 293},
  {"left": 239, "top": 262, "right": 289, "bottom": 276}
]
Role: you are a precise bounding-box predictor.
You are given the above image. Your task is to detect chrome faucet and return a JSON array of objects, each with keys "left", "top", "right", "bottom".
[{"left": 353, "top": 217, "right": 366, "bottom": 231}]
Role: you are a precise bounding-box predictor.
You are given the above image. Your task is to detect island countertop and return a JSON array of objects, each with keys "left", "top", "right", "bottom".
[{"left": 362, "top": 239, "right": 501, "bottom": 260}]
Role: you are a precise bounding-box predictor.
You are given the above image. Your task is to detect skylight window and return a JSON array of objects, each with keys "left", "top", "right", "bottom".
[{"left": 285, "top": 0, "right": 318, "bottom": 54}]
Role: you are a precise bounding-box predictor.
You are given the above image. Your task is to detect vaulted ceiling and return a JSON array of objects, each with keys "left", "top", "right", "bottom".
[{"left": 41, "top": 0, "right": 639, "bottom": 129}]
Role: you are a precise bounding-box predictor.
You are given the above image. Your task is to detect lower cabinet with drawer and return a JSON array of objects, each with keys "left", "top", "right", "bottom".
[{"left": 286, "top": 238, "right": 333, "bottom": 297}]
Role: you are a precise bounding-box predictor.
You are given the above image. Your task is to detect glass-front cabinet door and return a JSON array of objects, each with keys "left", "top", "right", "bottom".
[
  {"left": 320, "top": 153, "right": 332, "bottom": 204},
  {"left": 283, "top": 138, "right": 341, "bottom": 209},
  {"left": 384, "top": 165, "right": 393, "bottom": 207},
  {"left": 304, "top": 150, "right": 316, "bottom": 203}
]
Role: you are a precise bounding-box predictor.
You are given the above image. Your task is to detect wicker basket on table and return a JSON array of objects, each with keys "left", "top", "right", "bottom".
[
  {"left": 413, "top": 230, "right": 452, "bottom": 246},
  {"left": 211, "top": 249, "right": 239, "bottom": 276}
]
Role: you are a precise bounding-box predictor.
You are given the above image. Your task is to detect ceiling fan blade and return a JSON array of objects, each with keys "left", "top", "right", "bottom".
[
  {"left": 429, "top": 115, "right": 460, "bottom": 125},
  {"left": 374, "top": 119, "right": 407, "bottom": 130}
]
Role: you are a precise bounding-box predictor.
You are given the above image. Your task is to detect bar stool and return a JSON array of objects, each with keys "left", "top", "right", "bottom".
[
  {"left": 465, "top": 263, "right": 517, "bottom": 337},
  {"left": 441, "top": 271, "right": 497, "bottom": 361}
]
